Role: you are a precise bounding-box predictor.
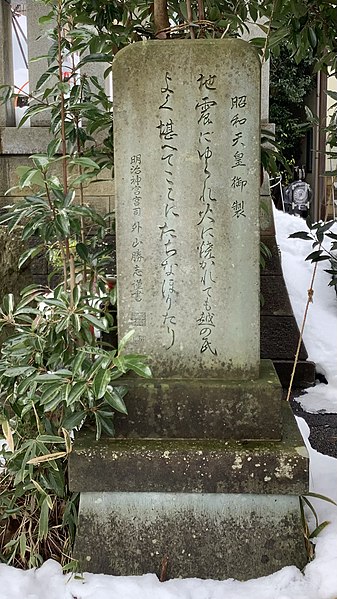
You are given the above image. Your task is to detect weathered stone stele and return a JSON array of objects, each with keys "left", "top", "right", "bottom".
[
  {"left": 114, "top": 39, "right": 260, "bottom": 379},
  {"left": 71, "top": 39, "right": 309, "bottom": 580}
]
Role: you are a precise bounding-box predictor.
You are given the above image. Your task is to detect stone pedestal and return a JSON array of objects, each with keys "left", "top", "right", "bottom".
[
  {"left": 70, "top": 404, "right": 308, "bottom": 579},
  {"left": 112, "top": 360, "right": 282, "bottom": 440},
  {"left": 260, "top": 198, "right": 315, "bottom": 388}
]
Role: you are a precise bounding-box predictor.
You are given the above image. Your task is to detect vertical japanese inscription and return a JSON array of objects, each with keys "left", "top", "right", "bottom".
[
  {"left": 195, "top": 74, "right": 218, "bottom": 357},
  {"left": 130, "top": 154, "right": 144, "bottom": 303},
  {"left": 158, "top": 72, "right": 179, "bottom": 350},
  {"left": 230, "top": 95, "right": 248, "bottom": 219}
]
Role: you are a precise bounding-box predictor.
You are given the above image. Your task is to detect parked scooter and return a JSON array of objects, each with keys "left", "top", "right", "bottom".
[{"left": 283, "top": 166, "right": 313, "bottom": 218}]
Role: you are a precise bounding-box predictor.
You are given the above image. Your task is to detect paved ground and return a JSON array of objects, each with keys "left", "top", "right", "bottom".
[{"left": 291, "top": 395, "right": 337, "bottom": 459}]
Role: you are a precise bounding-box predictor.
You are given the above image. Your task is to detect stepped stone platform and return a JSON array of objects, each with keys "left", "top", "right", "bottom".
[
  {"left": 260, "top": 203, "right": 315, "bottom": 389},
  {"left": 69, "top": 402, "right": 308, "bottom": 579}
]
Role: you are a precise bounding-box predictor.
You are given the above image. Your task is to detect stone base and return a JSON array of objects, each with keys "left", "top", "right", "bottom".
[
  {"left": 113, "top": 360, "right": 282, "bottom": 440},
  {"left": 273, "top": 360, "right": 316, "bottom": 389},
  {"left": 74, "top": 491, "right": 306, "bottom": 580},
  {"left": 70, "top": 403, "right": 308, "bottom": 495},
  {"left": 71, "top": 404, "right": 309, "bottom": 579}
]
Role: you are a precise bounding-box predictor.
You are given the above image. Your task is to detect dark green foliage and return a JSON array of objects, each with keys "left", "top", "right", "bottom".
[
  {"left": 289, "top": 219, "right": 337, "bottom": 289},
  {"left": 0, "top": 0, "right": 151, "bottom": 569},
  {"left": 270, "top": 47, "right": 315, "bottom": 166}
]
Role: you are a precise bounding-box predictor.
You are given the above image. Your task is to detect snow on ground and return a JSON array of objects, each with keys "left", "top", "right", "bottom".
[
  {"left": 0, "top": 423, "right": 336, "bottom": 599},
  {"left": 274, "top": 206, "right": 337, "bottom": 413},
  {"left": 0, "top": 208, "right": 337, "bottom": 597}
]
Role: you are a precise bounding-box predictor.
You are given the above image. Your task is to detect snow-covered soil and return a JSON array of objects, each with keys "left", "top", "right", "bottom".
[{"left": 0, "top": 207, "right": 337, "bottom": 598}]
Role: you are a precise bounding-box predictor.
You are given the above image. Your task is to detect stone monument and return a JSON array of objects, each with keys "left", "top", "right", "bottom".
[{"left": 70, "top": 39, "right": 309, "bottom": 580}]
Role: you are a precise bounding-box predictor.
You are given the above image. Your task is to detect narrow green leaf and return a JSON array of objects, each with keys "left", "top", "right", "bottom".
[
  {"left": 71, "top": 351, "right": 86, "bottom": 376},
  {"left": 288, "top": 231, "right": 312, "bottom": 240},
  {"left": 31, "top": 154, "right": 51, "bottom": 171},
  {"left": 82, "top": 313, "right": 107, "bottom": 331},
  {"left": 105, "top": 388, "right": 128, "bottom": 414},
  {"left": 304, "top": 492, "right": 337, "bottom": 507},
  {"left": 19, "top": 533, "right": 27, "bottom": 561},
  {"left": 67, "top": 381, "right": 87, "bottom": 406},
  {"left": 309, "top": 521, "right": 330, "bottom": 539},
  {"left": 76, "top": 242, "right": 89, "bottom": 263},
  {"left": 37, "top": 434, "right": 64, "bottom": 444},
  {"left": 39, "top": 497, "right": 50, "bottom": 540},
  {"left": 35, "top": 373, "right": 66, "bottom": 382},
  {"left": 126, "top": 361, "right": 152, "bottom": 378},
  {"left": 301, "top": 495, "right": 319, "bottom": 529},
  {"left": 18, "top": 246, "right": 43, "bottom": 270},
  {"left": 4, "top": 366, "right": 35, "bottom": 377},
  {"left": 3, "top": 293, "right": 15, "bottom": 315},
  {"left": 72, "top": 157, "right": 99, "bottom": 169},
  {"left": 62, "top": 410, "right": 86, "bottom": 430},
  {"left": 118, "top": 329, "right": 134, "bottom": 353},
  {"left": 39, "top": 384, "right": 60, "bottom": 406},
  {"left": 93, "top": 369, "right": 111, "bottom": 399},
  {"left": 94, "top": 412, "right": 102, "bottom": 441}
]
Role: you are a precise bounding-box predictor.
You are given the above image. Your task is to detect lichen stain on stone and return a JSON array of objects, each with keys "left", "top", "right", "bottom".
[
  {"left": 296, "top": 446, "right": 309, "bottom": 458},
  {"left": 274, "top": 457, "right": 295, "bottom": 479},
  {"left": 232, "top": 455, "right": 243, "bottom": 470}
]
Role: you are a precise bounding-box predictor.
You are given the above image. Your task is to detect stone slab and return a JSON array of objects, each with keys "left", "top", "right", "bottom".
[
  {"left": 260, "top": 192, "right": 275, "bottom": 235},
  {"left": 0, "top": 1, "right": 15, "bottom": 127},
  {"left": 0, "top": 127, "right": 51, "bottom": 154},
  {"left": 74, "top": 491, "right": 307, "bottom": 580},
  {"left": 260, "top": 275, "right": 293, "bottom": 316},
  {"left": 27, "top": 1, "right": 52, "bottom": 127},
  {"left": 260, "top": 235, "right": 282, "bottom": 276},
  {"left": 114, "top": 39, "right": 261, "bottom": 380},
  {"left": 69, "top": 403, "right": 308, "bottom": 495},
  {"left": 110, "top": 359, "right": 282, "bottom": 439},
  {"left": 273, "top": 360, "right": 315, "bottom": 389},
  {"left": 261, "top": 316, "right": 308, "bottom": 360}
]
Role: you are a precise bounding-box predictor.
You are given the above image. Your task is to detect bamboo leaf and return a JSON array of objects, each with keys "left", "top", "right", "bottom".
[
  {"left": 1, "top": 419, "right": 14, "bottom": 452},
  {"left": 304, "top": 492, "right": 337, "bottom": 507},
  {"left": 19, "top": 533, "right": 27, "bottom": 561},
  {"left": 31, "top": 479, "right": 47, "bottom": 497},
  {"left": 3, "top": 293, "right": 15, "bottom": 315},
  {"left": 27, "top": 451, "right": 67, "bottom": 464},
  {"left": 38, "top": 497, "right": 50, "bottom": 540},
  {"left": 309, "top": 521, "right": 330, "bottom": 539},
  {"left": 62, "top": 428, "right": 72, "bottom": 454},
  {"left": 36, "top": 434, "right": 64, "bottom": 444}
]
